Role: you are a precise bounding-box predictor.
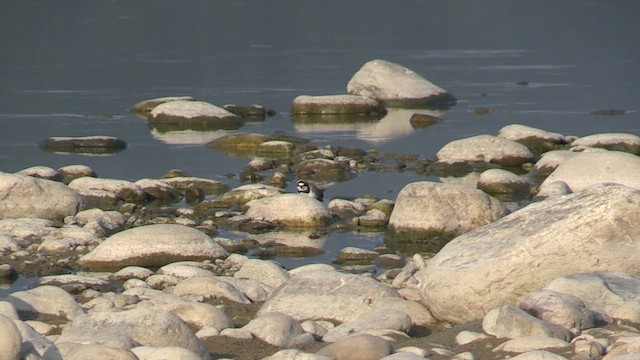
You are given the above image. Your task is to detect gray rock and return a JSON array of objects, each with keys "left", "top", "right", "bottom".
[
  {"left": 505, "top": 350, "right": 569, "bottom": 360},
  {"left": 245, "top": 194, "right": 331, "bottom": 227},
  {"left": 68, "top": 177, "right": 146, "bottom": 204},
  {"left": 131, "top": 346, "right": 202, "bottom": 360},
  {"left": 570, "top": 133, "right": 640, "bottom": 155},
  {"left": 0, "top": 172, "right": 85, "bottom": 222},
  {"left": 257, "top": 270, "right": 402, "bottom": 323},
  {"left": 57, "top": 307, "right": 209, "bottom": 359},
  {"left": 497, "top": 124, "right": 566, "bottom": 155},
  {"left": 417, "top": 183, "right": 640, "bottom": 324},
  {"left": 73, "top": 208, "right": 124, "bottom": 236},
  {"left": 16, "top": 165, "right": 63, "bottom": 182},
  {"left": 58, "top": 165, "right": 97, "bottom": 184},
  {"left": 435, "top": 134, "right": 534, "bottom": 166},
  {"left": 172, "top": 276, "right": 250, "bottom": 304},
  {"left": 160, "top": 177, "right": 228, "bottom": 195},
  {"left": 78, "top": 224, "right": 228, "bottom": 271},
  {"left": 544, "top": 271, "right": 640, "bottom": 324},
  {"left": 388, "top": 181, "right": 508, "bottom": 240},
  {"left": 356, "top": 209, "right": 389, "bottom": 228},
  {"left": 0, "top": 314, "right": 21, "bottom": 360},
  {"left": 322, "top": 308, "right": 411, "bottom": 342},
  {"left": 533, "top": 181, "right": 572, "bottom": 201},
  {"left": 157, "top": 262, "right": 215, "bottom": 280},
  {"left": 36, "top": 274, "right": 112, "bottom": 294},
  {"left": 5, "top": 285, "right": 83, "bottom": 321},
  {"left": 39, "top": 136, "right": 127, "bottom": 154},
  {"left": 135, "top": 178, "right": 183, "bottom": 202},
  {"left": 130, "top": 96, "right": 194, "bottom": 113},
  {"left": 217, "top": 183, "right": 284, "bottom": 204},
  {"left": 293, "top": 158, "right": 356, "bottom": 183},
  {"left": 243, "top": 312, "right": 315, "bottom": 348},
  {"left": 529, "top": 150, "right": 576, "bottom": 180},
  {"left": 347, "top": 59, "right": 455, "bottom": 108},
  {"left": 539, "top": 151, "right": 640, "bottom": 191},
  {"left": 112, "top": 266, "right": 154, "bottom": 281},
  {"left": 43, "top": 342, "right": 138, "bottom": 360},
  {"left": 477, "top": 169, "right": 530, "bottom": 195},
  {"left": 264, "top": 349, "right": 332, "bottom": 360},
  {"left": 482, "top": 305, "right": 572, "bottom": 341},
  {"left": 216, "top": 276, "right": 273, "bottom": 302},
  {"left": 328, "top": 199, "right": 367, "bottom": 219},
  {"left": 169, "top": 302, "right": 233, "bottom": 332},
  {"left": 316, "top": 334, "right": 393, "bottom": 360},
  {"left": 494, "top": 336, "right": 570, "bottom": 353},
  {"left": 291, "top": 94, "right": 384, "bottom": 115},
  {"left": 234, "top": 259, "right": 290, "bottom": 290},
  {"left": 149, "top": 100, "right": 243, "bottom": 130},
  {"left": 518, "top": 289, "right": 595, "bottom": 331}
]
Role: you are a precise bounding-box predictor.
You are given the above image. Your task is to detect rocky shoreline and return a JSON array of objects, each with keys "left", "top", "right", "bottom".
[{"left": 2, "top": 59, "right": 640, "bottom": 360}]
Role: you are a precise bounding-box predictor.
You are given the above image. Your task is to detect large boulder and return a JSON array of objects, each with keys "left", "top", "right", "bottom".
[
  {"left": 435, "top": 135, "right": 534, "bottom": 167},
  {"left": 387, "top": 181, "right": 508, "bottom": 241},
  {"left": 417, "top": 183, "right": 640, "bottom": 324},
  {"left": 570, "top": 133, "right": 640, "bottom": 155},
  {"left": 0, "top": 172, "right": 85, "bottom": 222},
  {"left": 347, "top": 59, "right": 456, "bottom": 108},
  {"left": 78, "top": 224, "right": 228, "bottom": 271},
  {"left": 68, "top": 177, "right": 147, "bottom": 204},
  {"left": 245, "top": 194, "right": 331, "bottom": 227},
  {"left": 539, "top": 150, "right": 640, "bottom": 192},
  {"left": 257, "top": 270, "right": 402, "bottom": 323}
]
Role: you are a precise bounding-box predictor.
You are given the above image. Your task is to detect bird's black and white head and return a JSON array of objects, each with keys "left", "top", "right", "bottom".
[{"left": 296, "top": 180, "right": 324, "bottom": 201}]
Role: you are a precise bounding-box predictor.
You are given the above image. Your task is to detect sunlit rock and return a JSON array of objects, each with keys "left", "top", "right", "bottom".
[
  {"left": 245, "top": 194, "right": 331, "bottom": 227},
  {"left": 291, "top": 94, "right": 385, "bottom": 116},
  {"left": 570, "top": 133, "right": 640, "bottom": 155},
  {"left": 436, "top": 134, "right": 534, "bottom": 167},
  {"left": 149, "top": 100, "right": 243, "bottom": 131},
  {"left": 130, "top": 96, "right": 194, "bottom": 114},
  {"left": 498, "top": 124, "right": 567, "bottom": 155},
  {"left": 207, "top": 132, "right": 310, "bottom": 157}
]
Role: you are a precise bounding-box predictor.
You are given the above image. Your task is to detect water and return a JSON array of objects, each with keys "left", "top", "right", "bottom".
[{"left": 1, "top": 1, "right": 639, "bottom": 274}]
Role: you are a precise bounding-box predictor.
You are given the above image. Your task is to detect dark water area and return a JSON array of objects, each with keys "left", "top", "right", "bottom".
[{"left": 0, "top": 1, "right": 639, "bottom": 275}]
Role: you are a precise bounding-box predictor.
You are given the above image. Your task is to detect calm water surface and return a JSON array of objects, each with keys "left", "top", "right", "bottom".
[{"left": 0, "top": 1, "right": 639, "bottom": 273}]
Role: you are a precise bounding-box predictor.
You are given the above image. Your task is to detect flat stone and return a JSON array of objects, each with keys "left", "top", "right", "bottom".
[
  {"left": 570, "top": 133, "right": 640, "bottom": 155},
  {"left": 291, "top": 94, "right": 384, "bottom": 115},
  {"left": 149, "top": 100, "right": 243, "bottom": 130},
  {"left": 436, "top": 134, "right": 534, "bottom": 166}
]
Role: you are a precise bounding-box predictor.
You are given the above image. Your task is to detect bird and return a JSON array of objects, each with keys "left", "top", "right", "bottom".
[{"left": 296, "top": 179, "right": 324, "bottom": 201}]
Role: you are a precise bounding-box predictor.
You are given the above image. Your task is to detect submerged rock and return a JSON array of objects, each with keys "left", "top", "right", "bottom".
[
  {"left": 0, "top": 172, "right": 85, "bottom": 222},
  {"left": 347, "top": 59, "right": 456, "bottom": 108},
  {"left": 388, "top": 181, "right": 508, "bottom": 241},
  {"left": 149, "top": 100, "right": 243, "bottom": 130},
  {"left": 418, "top": 183, "right": 640, "bottom": 324},
  {"left": 78, "top": 224, "right": 228, "bottom": 271},
  {"left": 39, "top": 136, "right": 127, "bottom": 154},
  {"left": 291, "top": 94, "right": 385, "bottom": 116},
  {"left": 207, "top": 132, "right": 310, "bottom": 157}
]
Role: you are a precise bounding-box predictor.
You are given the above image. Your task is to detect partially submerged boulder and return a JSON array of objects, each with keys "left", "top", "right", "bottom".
[
  {"left": 39, "top": 136, "right": 127, "bottom": 155},
  {"left": 149, "top": 100, "right": 243, "bottom": 130},
  {"left": 417, "top": 183, "right": 640, "bottom": 324},
  {"left": 570, "top": 133, "right": 640, "bottom": 155},
  {"left": 207, "top": 132, "right": 310, "bottom": 157},
  {"left": 78, "top": 224, "right": 228, "bottom": 271},
  {"left": 498, "top": 124, "right": 567, "bottom": 155},
  {"left": 347, "top": 59, "right": 456, "bottom": 108},
  {"left": 291, "top": 94, "right": 385, "bottom": 116},
  {"left": 130, "top": 96, "right": 194, "bottom": 114},
  {"left": 435, "top": 135, "right": 534, "bottom": 167},
  {"left": 245, "top": 194, "right": 331, "bottom": 227}
]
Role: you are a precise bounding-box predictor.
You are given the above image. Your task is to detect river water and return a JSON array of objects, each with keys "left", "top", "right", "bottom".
[{"left": 0, "top": 1, "right": 639, "bottom": 272}]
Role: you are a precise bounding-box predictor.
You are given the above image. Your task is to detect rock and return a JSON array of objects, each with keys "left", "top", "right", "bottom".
[
  {"left": 0, "top": 314, "right": 21, "bottom": 360},
  {"left": 131, "top": 346, "right": 202, "bottom": 360},
  {"left": 130, "top": 96, "right": 194, "bottom": 113},
  {"left": 258, "top": 270, "right": 402, "bottom": 323},
  {"left": 160, "top": 177, "right": 228, "bottom": 195},
  {"left": 347, "top": 59, "right": 456, "bottom": 108},
  {"left": 0, "top": 172, "right": 85, "bottom": 222},
  {"left": 533, "top": 181, "right": 572, "bottom": 201},
  {"left": 14, "top": 318, "right": 53, "bottom": 357},
  {"left": 135, "top": 179, "right": 183, "bottom": 202},
  {"left": 387, "top": 181, "right": 508, "bottom": 241},
  {"left": 223, "top": 103, "right": 272, "bottom": 118},
  {"left": 172, "top": 276, "right": 251, "bottom": 304},
  {"left": 316, "top": 334, "right": 393, "bottom": 360},
  {"left": 149, "top": 100, "right": 243, "bottom": 130},
  {"left": 39, "top": 136, "right": 127, "bottom": 154},
  {"left": 505, "top": 350, "right": 569, "bottom": 360},
  {"left": 380, "top": 353, "right": 426, "bottom": 360},
  {"left": 356, "top": 209, "right": 389, "bottom": 228},
  {"left": 477, "top": 169, "right": 530, "bottom": 195},
  {"left": 216, "top": 276, "right": 273, "bottom": 302},
  {"left": 518, "top": 289, "right": 595, "bottom": 331},
  {"left": 43, "top": 342, "right": 138, "bottom": 360},
  {"left": 494, "top": 336, "right": 571, "bottom": 353},
  {"left": 207, "top": 132, "right": 309, "bottom": 157},
  {"left": 68, "top": 176, "right": 146, "bottom": 204},
  {"left": 497, "top": 124, "right": 566, "bottom": 155},
  {"left": 436, "top": 134, "right": 534, "bottom": 166},
  {"left": 36, "top": 274, "right": 112, "bottom": 293},
  {"left": 482, "top": 305, "right": 572, "bottom": 341},
  {"left": 16, "top": 165, "right": 63, "bottom": 182},
  {"left": 540, "top": 151, "right": 640, "bottom": 192},
  {"left": 544, "top": 271, "right": 640, "bottom": 324},
  {"left": 112, "top": 266, "right": 154, "bottom": 281},
  {"left": 234, "top": 259, "right": 290, "bottom": 290},
  {"left": 264, "top": 349, "right": 332, "bottom": 360},
  {"left": 455, "top": 331, "right": 490, "bottom": 345},
  {"left": 337, "top": 247, "right": 379, "bottom": 263},
  {"left": 216, "top": 183, "right": 284, "bottom": 205},
  {"left": 243, "top": 312, "right": 315, "bottom": 348},
  {"left": 570, "top": 133, "right": 640, "bottom": 155},
  {"left": 417, "top": 183, "right": 640, "bottom": 324},
  {"left": 409, "top": 113, "right": 441, "bottom": 128},
  {"left": 5, "top": 285, "right": 83, "bottom": 321},
  {"left": 157, "top": 262, "right": 215, "bottom": 279},
  {"left": 73, "top": 208, "right": 125, "bottom": 236},
  {"left": 322, "top": 308, "right": 411, "bottom": 342},
  {"left": 293, "top": 158, "right": 356, "bottom": 183},
  {"left": 528, "top": 150, "right": 577, "bottom": 180},
  {"left": 328, "top": 199, "right": 367, "bottom": 219},
  {"left": 58, "top": 164, "right": 97, "bottom": 184},
  {"left": 291, "top": 94, "right": 384, "bottom": 115},
  {"left": 255, "top": 140, "right": 296, "bottom": 158},
  {"left": 245, "top": 194, "right": 331, "bottom": 227},
  {"left": 169, "top": 302, "right": 233, "bottom": 332},
  {"left": 78, "top": 224, "right": 228, "bottom": 271},
  {"left": 57, "top": 307, "right": 210, "bottom": 360}
]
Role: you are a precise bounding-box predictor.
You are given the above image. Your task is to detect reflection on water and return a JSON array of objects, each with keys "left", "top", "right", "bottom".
[
  {"left": 293, "top": 109, "right": 447, "bottom": 144},
  {"left": 150, "top": 129, "right": 231, "bottom": 145}
]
